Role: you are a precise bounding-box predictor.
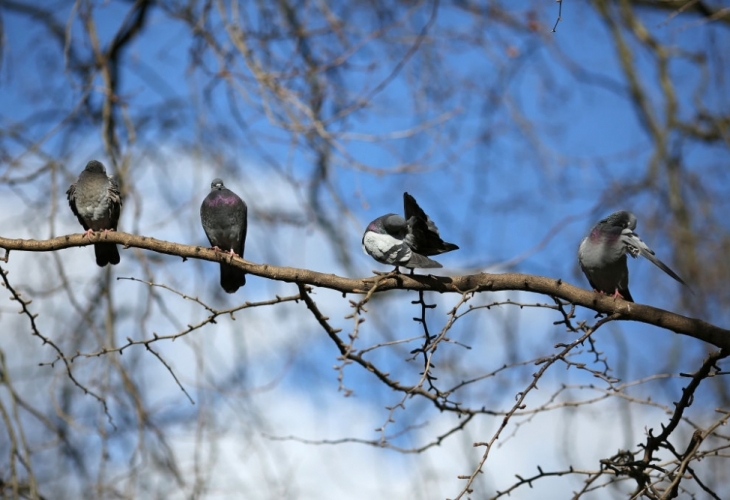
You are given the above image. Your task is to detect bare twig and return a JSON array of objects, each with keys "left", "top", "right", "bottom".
[{"left": 0, "top": 265, "right": 116, "bottom": 428}]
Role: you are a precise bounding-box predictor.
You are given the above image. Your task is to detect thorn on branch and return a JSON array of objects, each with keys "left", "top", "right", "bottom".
[{"left": 552, "top": 0, "right": 563, "bottom": 33}]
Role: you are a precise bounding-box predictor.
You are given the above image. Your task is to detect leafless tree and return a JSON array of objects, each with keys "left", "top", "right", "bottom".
[{"left": 0, "top": 1, "right": 729, "bottom": 498}]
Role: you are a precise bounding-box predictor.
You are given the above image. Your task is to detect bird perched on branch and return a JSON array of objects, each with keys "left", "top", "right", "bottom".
[
  {"left": 67, "top": 160, "right": 123, "bottom": 267},
  {"left": 578, "top": 210, "right": 690, "bottom": 302},
  {"left": 362, "top": 192, "right": 459, "bottom": 272},
  {"left": 200, "top": 178, "right": 248, "bottom": 293}
]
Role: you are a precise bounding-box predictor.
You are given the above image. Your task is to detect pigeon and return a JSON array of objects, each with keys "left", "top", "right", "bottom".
[
  {"left": 362, "top": 192, "right": 459, "bottom": 271},
  {"left": 67, "top": 160, "right": 123, "bottom": 267},
  {"left": 578, "top": 210, "right": 689, "bottom": 302},
  {"left": 200, "top": 178, "right": 248, "bottom": 293}
]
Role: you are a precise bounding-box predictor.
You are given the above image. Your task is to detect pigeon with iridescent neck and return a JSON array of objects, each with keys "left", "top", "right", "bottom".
[
  {"left": 578, "top": 210, "right": 689, "bottom": 302},
  {"left": 67, "top": 160, "right": 123, "bottom": 267},
  {"left": 362, "top": 192, "right": 458, "bottom": 271},
  {"left": 200, "top": 178, "right": 248, "bottom": 293}
]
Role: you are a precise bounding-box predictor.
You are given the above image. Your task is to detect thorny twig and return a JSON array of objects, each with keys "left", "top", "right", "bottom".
[
  {"left": 453, "top": 312, "right": 622, "bottom": 499},
  {"left": 410, "top": 289, "right": 440, "bottom": 391},
  {"left": 552, "top": 0, "right": 563, "bottom": 32},
  {"left": 43, "top": 283, "right": 304, "bottom": 361},
  {"left": 0, "top": 265, "right": 116, "bottom": 427}
]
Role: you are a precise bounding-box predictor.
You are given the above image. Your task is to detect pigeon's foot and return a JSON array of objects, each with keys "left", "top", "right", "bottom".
[
  {"left": 83, "top": 229, "right": 95, "bottom": 238},
  {"left": 611, "top": 289, "right": 626, "bottom": 300}
]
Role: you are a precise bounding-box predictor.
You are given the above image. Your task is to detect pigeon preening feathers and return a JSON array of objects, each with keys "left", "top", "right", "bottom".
[
  {"left": 67, "top": 160, "right": 123, "bottom": 267},
  {"left": 200, "top": 178, "right": 248, "bottom": 293},
  {"left": 362, "top": 192, "right": 459, "bottom": 270},
  {"left": 578, "top": 210, "right": 689, "bottom": 302}
]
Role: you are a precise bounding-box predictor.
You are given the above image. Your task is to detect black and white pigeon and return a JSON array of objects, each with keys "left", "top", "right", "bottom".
[
  {"left": 67, "top": 160, "right": 123, "bottom": 267},
  {"left": 362, "top": 192, "right": 459, "bottom": 271},
  {"left": 578, "top": 210, "right": 689, "bottom": 302},
  {"left": 200, "top": 178, "right": 248, "bottom": 293}
]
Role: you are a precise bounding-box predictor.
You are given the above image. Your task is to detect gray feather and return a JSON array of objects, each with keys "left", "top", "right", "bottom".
[
  {"left": 66, "top": 160, "right": 122, "bottom": 267},
  {"left": 200, "top": 178, "right": 248, "bottom": 293},
  {"left": 362, "top": 193, "right": 458, "bottom": 270},
  {"left": 578, "top": 210, "right": 690, "bottom": 301}
]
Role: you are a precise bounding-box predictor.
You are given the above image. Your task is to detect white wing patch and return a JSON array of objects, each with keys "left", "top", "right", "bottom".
[{"left": 362, "top": 232, "right": 411, "bottom": 264}]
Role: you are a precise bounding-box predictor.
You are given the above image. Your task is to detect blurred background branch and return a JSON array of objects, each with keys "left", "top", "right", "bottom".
[{"left": 1, "top": 0, "right": 729, "bottom": 498}]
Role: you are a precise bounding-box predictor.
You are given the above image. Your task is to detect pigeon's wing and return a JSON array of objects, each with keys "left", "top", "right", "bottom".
[
  {"left": 578, "top": 234, "right": 634, "bottom": 301},
  {"left": 66, "top": 182, "right": 90, "bottom": 230},
  {"left": 406, "top": 216, "right": 459, "bottom": 255},
  {"left": 66, "top": 182, "right": 78, "bottom": 215},
  {"left": 577, "top": 250, "right": 600, "bottom": 292},
  {"left": 234, "top": 196, "right": 248, "bottom": 256},
  {"left": 403, "top": 193, "right": 459, "bottom": 255},
  {"left": 621, "top": 229, "right": 689, "bottom": 287},
  {"left": 404, "top": 192, "right": 439, "bottom": 233},
  {"left": 107, "top": 176, "right": 123, "bottom": 230}
]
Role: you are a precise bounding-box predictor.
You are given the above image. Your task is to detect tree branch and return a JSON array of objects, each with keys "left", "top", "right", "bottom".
[{"left": 1, "top": 232, "right": 727, "bottom": 350}]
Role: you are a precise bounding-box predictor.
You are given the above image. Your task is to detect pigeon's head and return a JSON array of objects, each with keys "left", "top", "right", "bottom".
[
  {"left": 365, "top": 214, "right": 399, "bottom": 233},
  {"left": 366, "top": 217, "right": 386, "bottom": 234},
  {"left": 369, "top": 214, "right": 408, "bottom": 238},
  {"left": 600, "top": 210, "right": 637, "bottom": 231},
  {"left": 84, "top": 160, "right": 107, "bottom": 174},
  {"left": 210, "top": 178, "right": 226, "bottom": 190}
]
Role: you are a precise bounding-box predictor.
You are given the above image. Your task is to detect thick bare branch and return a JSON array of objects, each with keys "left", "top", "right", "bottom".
[{"left": 1, "top": 232, "right": 727, "bottom": 350}]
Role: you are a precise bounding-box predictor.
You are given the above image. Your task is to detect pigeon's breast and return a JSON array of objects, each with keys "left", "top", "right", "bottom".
[
  {"left": 75, "top": 186, "right": 114, "bottom": 228},
  {"left": 209, "top": 194, "right": 241, "bottom": 207},
  {"left": 579, "top": 231, "right": 625, "bottom": 268}
]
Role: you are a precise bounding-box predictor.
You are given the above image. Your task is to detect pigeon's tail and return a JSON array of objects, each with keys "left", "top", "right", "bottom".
[
  {"left": 219, "top": 263, "right": 246, "bottom": 293},
  {"left": 406, "top": 253, "right": 443, "bottom": 269},
  {"left": 94, "top": 243, "right": 120, "bottom": 267},
  {"left": 619, "top": 287, "right": 634, "bottom": 303}
]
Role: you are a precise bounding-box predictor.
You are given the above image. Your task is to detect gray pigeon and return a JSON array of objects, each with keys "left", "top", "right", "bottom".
[
  {"left": 67, "top": 160, "right": 123, "bottom": 267},
  {"left": 200, "top": 178, "right": 248, "bottom": 293},
  {"left": 362, "top": 192, "right": 459, "bottom": 271},
  {"left": 578, "top": 210, "right": 689, "bottom": 302}
]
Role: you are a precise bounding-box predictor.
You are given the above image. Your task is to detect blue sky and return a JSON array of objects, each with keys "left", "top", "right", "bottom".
[{"left": 1, "top": 1, "right": 729, "bottom": 498}]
